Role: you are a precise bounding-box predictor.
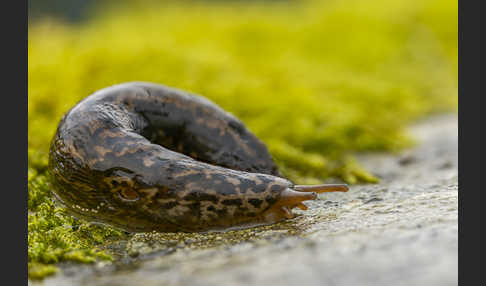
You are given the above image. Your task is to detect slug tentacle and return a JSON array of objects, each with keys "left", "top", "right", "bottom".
[
  {"left": 294, "top": 184, "right": 349, "bottom": 193},
  {"left": 48, "top": 82, "right": 348, "bottom": 232}
]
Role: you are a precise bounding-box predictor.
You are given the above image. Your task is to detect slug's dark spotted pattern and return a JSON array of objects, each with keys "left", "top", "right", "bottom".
[{"left": 48, "top": 82, "right": 348, "bottom": 232}]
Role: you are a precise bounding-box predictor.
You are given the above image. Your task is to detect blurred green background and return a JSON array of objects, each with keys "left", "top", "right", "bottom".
[{"left": 28, "top": 0, "right": 457, "bottom": 279}]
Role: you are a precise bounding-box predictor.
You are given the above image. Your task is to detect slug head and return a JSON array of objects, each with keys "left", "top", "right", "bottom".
[{"left": 262, "top": 184, "right": 349, "bottom": 223}]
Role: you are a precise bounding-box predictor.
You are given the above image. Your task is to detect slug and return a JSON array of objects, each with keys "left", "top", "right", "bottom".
[{"left": 48, "top": 82, "right": 348, "bottom": 232}]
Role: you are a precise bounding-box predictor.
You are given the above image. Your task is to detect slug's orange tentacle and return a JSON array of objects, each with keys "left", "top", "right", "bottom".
[
  {"left": 296, "top": 203, "right": 308, "bottom": 210},
  {"left": 294, "top": 184, "right": 349, "bottom": 193}
]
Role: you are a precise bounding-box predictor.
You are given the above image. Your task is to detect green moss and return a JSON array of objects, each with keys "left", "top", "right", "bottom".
[
  {"left": 28, "top": 0, "right": 457, "bottom": 280},
  {"left": 28, "top": 163, "right": 125, "bottom": 280},
  {"left": 28, "top": 263, "right": 59, "bottom": 280}
]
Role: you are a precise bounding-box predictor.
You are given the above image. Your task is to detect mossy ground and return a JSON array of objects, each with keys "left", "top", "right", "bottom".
[{"left": 28, "top": 0, "right": 457, "bottom": 280}]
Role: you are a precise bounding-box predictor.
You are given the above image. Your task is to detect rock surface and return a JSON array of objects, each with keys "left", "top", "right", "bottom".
[{"left": 33, "top": 114, "right": 458, "bottom": 286}]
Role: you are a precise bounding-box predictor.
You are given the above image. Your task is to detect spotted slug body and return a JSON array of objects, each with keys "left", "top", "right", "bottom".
[{"left": 48, "top": 82, "right": 348, "bottom": 232}]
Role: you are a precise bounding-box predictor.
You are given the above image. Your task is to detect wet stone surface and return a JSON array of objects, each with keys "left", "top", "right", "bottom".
[{"left": 33, "top": 114, "right": 458, "bottom": 286}]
